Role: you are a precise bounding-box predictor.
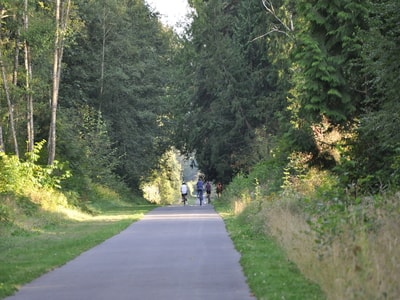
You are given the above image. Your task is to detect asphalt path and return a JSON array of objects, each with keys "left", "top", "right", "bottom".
[{"left": 6, "top": 205, "right": 255, "bottom": 300}]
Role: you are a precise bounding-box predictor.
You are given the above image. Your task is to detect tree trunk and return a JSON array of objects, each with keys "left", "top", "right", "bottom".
[
  {"left": 48, "top": 0, "right": 70, "bottom": 165},
  {"left": 0, "top": 10, "right": 19, "bottom": 158},
  {"left": 99, "top": 5, "right": 111, "bottom": 111},
  {"left": 24, "top": 0, "right": 34, "bottom": 153}
]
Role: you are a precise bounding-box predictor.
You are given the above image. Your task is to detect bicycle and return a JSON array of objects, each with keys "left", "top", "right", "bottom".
[
  {"left": 206, "top": 191, "right": 211, "bottom": 204},
  {"left": 182, "top": 193, "right": 187, "bottom": 206}
]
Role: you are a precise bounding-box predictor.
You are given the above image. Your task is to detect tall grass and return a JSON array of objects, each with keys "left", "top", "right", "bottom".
[
  {"left": 259, "top": 193, "right": 400, "bottom": 299},
  {"left": 223, "top": 162, "right": 400, "bottom": 300}
]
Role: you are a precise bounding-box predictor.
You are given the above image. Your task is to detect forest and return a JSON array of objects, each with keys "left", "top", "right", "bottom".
[{"left": 0, "top": 0, "right": 399, "bottom": 299}]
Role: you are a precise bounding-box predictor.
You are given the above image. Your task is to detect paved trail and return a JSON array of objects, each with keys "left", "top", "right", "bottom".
[{"left": 6, "top": 205, "right": 255, "bottom": 300}]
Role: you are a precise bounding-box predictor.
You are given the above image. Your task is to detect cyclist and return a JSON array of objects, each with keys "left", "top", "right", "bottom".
[
  {"left": 196, "top": 177, "right": 204, "bottom": 206},
  {"left": 181, "top": 181, "right": 188, "bottom": 205}
]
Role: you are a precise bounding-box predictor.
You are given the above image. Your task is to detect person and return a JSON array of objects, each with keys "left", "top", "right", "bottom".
[
  {"left": 181, "top": 182, "right": 188, "bottom": 205},
  {"left": 196, "top": 177, "right": 204, "bottom": 206},
  {"left": 205, "top": 181, "right": 212, "bottom": 204},
  {"left": 216, "top": 182, "right": 223, "bottom": 198}
]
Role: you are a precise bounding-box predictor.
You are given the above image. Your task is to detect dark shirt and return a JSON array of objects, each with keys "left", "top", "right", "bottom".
[{"left": 197, "top": 180, "right": 203, "bottom": 191}]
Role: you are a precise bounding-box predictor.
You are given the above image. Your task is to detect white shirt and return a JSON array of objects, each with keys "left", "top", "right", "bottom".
[{"left": 181, "top": 184, "right": 188, "bottom": 194}]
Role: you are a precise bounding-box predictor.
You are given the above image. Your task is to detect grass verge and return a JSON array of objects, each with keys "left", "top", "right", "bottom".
[
  {"left": 0, "top": 197, "right": 155, "bottom": 299},
  {"left": 214, "top": 200, "right": 325, "bottom": 300}
]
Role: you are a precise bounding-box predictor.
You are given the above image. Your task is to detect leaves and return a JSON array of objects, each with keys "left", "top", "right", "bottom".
[
  {"left": 60, "top": 0, "right": 174, "bottom": 189},
  {"left": 173, "top": 0, "right": 279, "bottom": 182}
]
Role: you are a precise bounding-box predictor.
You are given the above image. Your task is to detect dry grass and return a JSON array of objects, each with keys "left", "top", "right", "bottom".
[{"left": 259, "top": 195, "right": 400, "bottom": 300}]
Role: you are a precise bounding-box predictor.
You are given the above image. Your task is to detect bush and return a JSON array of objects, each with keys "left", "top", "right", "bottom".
[
  {"left": 226, "top": 161, "right": 400, "bottom": 299},
  {"left": 140, "top": 150, "right": 181, "bottom": 204},
  {"left": 0, "top": 142, "right": 71, "bottom": 195}
]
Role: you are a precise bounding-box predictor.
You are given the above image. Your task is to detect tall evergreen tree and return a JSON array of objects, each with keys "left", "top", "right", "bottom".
[
  {"left": 292, "top": 0, "right": 368, "bottom": 125},
  {"left": 343, "top": 0, "right": 400, "bottom": 190},
  {"left": 286, "top": 0, "right": 369, "bottom": 166},
  {"left": 174, "top": 0, "right": 278, "bottom": 182}
]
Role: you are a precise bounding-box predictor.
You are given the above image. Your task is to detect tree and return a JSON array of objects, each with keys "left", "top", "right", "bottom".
[
  {"left": 284, "top": 0, "right": 369, "bottom": 168},
  {"left": 0, "top": 1, "right": 54, "bottom": 158},
  {"left": 23, "top": 0, "right": 34, "bottom": 153},
  {"left": 61, "top": 0, "right": 175, "bottom": 189},
  {"left": 342, "top": 0, "right": 400, "bottom": 191},
  {"left": 0, "top": 7, "right": 19, "bottom": 157},
  {"left": 293, "top": 0, "right": 368, "bottom": 124},
  {"left": 48, "top": 0, "right": 71, "bottom": 165},
  {"left": 174, "top": 0, "right": 278, "bottom": 183}
]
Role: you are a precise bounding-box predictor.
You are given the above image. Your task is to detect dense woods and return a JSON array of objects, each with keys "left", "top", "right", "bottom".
[
  {"left": 0, "top": 0, "right": 398, "bottom": 192},
  {"left": 1, "top": 0, "right": 399, "bottom": 298},
  {"left": 176, "top": 0, "right": 399, "bottom": 191}
]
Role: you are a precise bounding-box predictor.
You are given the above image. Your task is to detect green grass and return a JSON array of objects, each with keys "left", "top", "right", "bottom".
[
  {"left": 0, "top": 203, "right": 155, "bottom": 299},
  {"left": 1, "top": 188, "right": 324, "bottom": 300},
  {"left": 214, "top": 200, "right": 325, "bottom": 300}
]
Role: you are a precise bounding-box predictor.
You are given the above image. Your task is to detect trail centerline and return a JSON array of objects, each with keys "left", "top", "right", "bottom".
[{"left": 6, "top": 205, "right": 255, "bottom": 300}]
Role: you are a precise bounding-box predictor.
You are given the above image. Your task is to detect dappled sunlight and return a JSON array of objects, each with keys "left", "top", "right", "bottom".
[
  {"left": 56, "top": 207, "right": 91, "bottom": 221},
  {"left": 57, "top": 206, "right": 143, "bottom": 222},
  {"left": 218, "top": 211, "right": 232, "bottom": 219},
  {"left": 91, "top": 214, "right": 144, "bottom": 222}
]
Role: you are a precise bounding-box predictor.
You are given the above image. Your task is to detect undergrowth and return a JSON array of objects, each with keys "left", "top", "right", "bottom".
[{"left": 220, "top": 159, "right": 400, "bottom": 300}]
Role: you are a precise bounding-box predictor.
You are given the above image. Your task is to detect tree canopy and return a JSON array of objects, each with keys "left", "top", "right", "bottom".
[{"left": 0, "top": 0, "right": 398, "bottom": 194}]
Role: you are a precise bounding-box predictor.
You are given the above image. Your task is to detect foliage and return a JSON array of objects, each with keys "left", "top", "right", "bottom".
[
  {"left": 174, "top": 0, "right": 280, "bottom": 184},
  {"left": 221, "top": 153, "right": 400, "bottom": 299},
  {"left": 1, "top": 0, "right": 177, "bottom": 193},
  {"left": 140, "top": 149, "right": 182, "bottom": 204},
  {"left": 1, "top": 0, "right": 400, "bottom": 296},
  {"left": 339, "top": 0, "right": 400, "bottom": 192},
  {"left": 60, "top": 0, "right": 175, "bottom": 190},
  {"left": 2, "top": 0, "right": 399, "bottom": 199},
  {"left": 175, "top": 0, "right": 399, "bottom": 195},
  {"left": 56, "top": 105, "right": 123, "bottom": 194},
  {"left": 0, "top": 142, "right": 70, "bottom": 194},
  {"left": 293, "top": 0, "right": 367, "bottom": 124},
  {"left": 0, "top": 202, "right": 11, "bottom": 224}
]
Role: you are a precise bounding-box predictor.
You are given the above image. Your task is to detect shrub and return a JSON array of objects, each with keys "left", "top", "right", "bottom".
[
  {"left": 140, "top": 150, "right": 181, "bottom": 204},
  {"left": 0, "top": 142, "right": 71, "bottom": 195}
]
